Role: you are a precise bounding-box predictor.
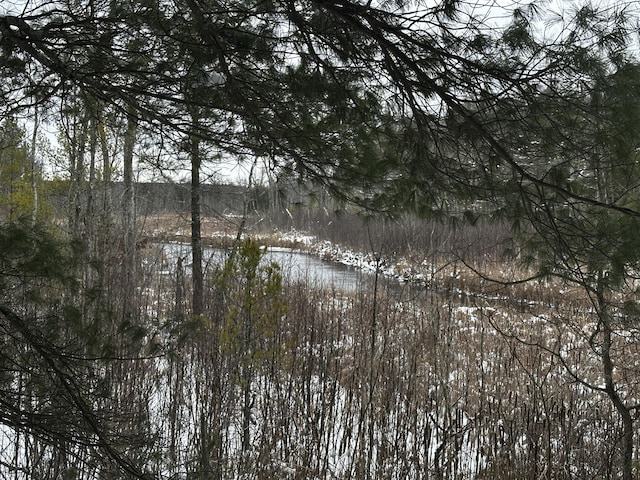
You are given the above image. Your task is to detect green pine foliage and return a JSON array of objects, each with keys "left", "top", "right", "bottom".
[
  {"left": 0, "top": 218, "right": 79, "bottom": 305},
  {"left": 0, "top": 119, "right": 30, "bottom": 219},
  {"left": 0, "top": 217, "right": 157, "bottom": 478},
  {"left": 502, "top": 64, "right": 640, "bottom": 292},
  {"left": 0, "top": 119, "right": 52, "bottom": 222},
  {"left": 213, "top": 238, "right": 289, "bottom": 370}
]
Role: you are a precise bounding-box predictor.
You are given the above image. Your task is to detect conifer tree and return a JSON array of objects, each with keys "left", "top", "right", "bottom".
[
  {"left": 503, "top": 63, "right": 640, "bottom": 480},
  {"left": 0, "top": 219, "right": 156, "bottom": 478}
]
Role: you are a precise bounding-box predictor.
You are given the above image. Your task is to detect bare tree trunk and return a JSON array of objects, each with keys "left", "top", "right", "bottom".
[
  {"left": 68, "top": 107, "right": 89, "bottom": 239},
  {"left": 190, "top": 109, "right": 203, "bottom": 317},
  {"left": 97, "top": 110, "right": 112, "bottom": 224},
  {"left": 29, "top": 105, "right": 38, "bottom": 224},
  {"left": 122, "top": 108, "right": 137, "bottom": 321},
  {"left": 86, "top": 110, "right": 97, "bottom": 273},
  {"left": 597, "top": 287, "right": 634, "bottom": 480}
]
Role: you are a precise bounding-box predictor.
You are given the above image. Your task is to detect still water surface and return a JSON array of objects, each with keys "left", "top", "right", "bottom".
[{"left": 161, "top": 243, "right": 374, "bottom": 292}]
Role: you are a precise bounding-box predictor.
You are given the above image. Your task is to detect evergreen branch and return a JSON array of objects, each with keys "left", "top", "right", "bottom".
[{"left": 0, "top": 304, "right": 154, "bottom": 480}]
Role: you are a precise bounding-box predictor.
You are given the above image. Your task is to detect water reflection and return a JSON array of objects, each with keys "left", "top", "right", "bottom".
[{"left": 263, "top": 247, "right": 370, "bottom": 291}]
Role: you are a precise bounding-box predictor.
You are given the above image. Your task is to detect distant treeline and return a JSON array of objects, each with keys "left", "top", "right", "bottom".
[
  {"left": 132, "top": 182, "right": 267, "bottom": 215},
  {"left": 45, "top": 181, "right": 323, "bottom": 217}
]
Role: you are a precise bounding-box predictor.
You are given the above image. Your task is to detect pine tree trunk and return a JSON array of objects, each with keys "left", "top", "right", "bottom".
[{"left": 190, "top": 110, "right": 204, "bottom": 317}]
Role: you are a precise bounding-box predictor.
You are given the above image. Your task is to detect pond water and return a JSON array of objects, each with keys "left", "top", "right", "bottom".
[{"left": 160, "top": 243, "right": 376, "bottom": 293}]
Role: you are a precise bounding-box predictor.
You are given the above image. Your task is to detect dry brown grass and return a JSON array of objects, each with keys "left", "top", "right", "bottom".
[
  {"left": 132, "top": 215, "right": 636, "bottom": 479},
  {"left": 140, "top": 213, "right": 312, "bottom": 249}
]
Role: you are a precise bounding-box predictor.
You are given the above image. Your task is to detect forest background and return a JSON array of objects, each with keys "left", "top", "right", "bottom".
[{"left": 3, "top": 0, "right": 640, "bottom": 478}]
